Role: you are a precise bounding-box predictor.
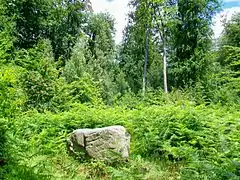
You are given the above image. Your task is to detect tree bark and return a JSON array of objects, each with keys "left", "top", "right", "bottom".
[
  {"left": 162, "top": 32, "right": 168, "bottom": 93},
  {"left": 143, "top": 25, "right": 149, "bottom": 96},
  {"left": 152, "top": 12, "right": 168, "bottom": 93}
]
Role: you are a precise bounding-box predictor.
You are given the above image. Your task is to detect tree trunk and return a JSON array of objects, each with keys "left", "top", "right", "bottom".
[
  {"left": 143, "top": 25, "right": 149, "bottom": 96},
  {"left": 162, "top": 34, "right": 168, "bottom": 93}
]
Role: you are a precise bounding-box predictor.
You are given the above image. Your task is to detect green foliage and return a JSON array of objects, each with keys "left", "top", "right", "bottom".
[
  {"left": 0, "top": 118, "right": 7, "bottom": 159},
  {"left": 85, "top": 12, "right": 115, "bottom": 60},
  {"left": 170, "top": 0, "right": 220, "bottom": 88},
  {"left": 0, "top": 22, "right": 15, "bottom": 64},
  {"left": 0, "top": 118, "right": 7, "bottom": 179},
  {"left": 223, "top": 46, "right": 240, "bottom": 93},
  {"left": 217, "top": 12, "right": 240, "bottom": 98},
  {"left": 119, "top": 2, "right": 164, "bottom": 93},
  {"left": 0, "top": 0, "right": 87, "bottom": 61},
  {"left": 120, "top": 28, "right": 162, "bottom": 93},
  {"left": 63, "top": 36, "right": 88, "bottom": 83},
  {"left": 61, "top": 75, "right": 102, "bottom": 105},
  {"left": 22, "top": 71, "right": 56, "bottom": 110},
  {"left": 121, "top": 0, "right": 220, "bottom": 92},
  {"left": 19, "top": 40, "right": 59, "bottom": 111},
  {"left": 47, "top": 0, "right": 87, "bottom": 60},
  {"left": 63, "top": 17, "right": 128, "bottom": 104},
  {"left": 184, "top": 49, "right": 240, "bottom": 105},
  {"left": 114, "top": 89, "right": 194, "bottom": 108},
  {"left": 221, "top": 12, "right": 240, "bottom": 47},
  {"left": 1, "top": 0, "right": 240, "bottom": 179},
  {"left": 1, "top": 102, "right": 239, "bottom": 179},
  {"left": 133, "top": 104, "right": 240, "bottom": 179},
  {"left": 1, "top": 0, "right": 51, "bottom": 49},
  {"left": 0, "top": 65, "right": 25, "bottom": 117},
  {"left": 214, "top": 12, "right": 240, "bottom": 102},
  {"left": 210, "top": 46, "right": 240, "bottom": 102}
]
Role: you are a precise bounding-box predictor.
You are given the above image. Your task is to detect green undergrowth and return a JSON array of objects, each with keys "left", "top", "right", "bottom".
[{"left": 1, "top": 103, "right": 240, "bottom": 179}]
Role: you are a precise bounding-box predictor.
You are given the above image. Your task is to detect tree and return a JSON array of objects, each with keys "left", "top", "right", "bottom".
[
  {"left": 150, "top": 0, "right": 178, "bottom": 93},
  {"left": 221, "top": 12, "right": 240, "bottom": 47},
  {"left": 0, "top": 0, "right": 50, "bottom": 49},
  {"left": 170, "top": 0, "right": 220, "bottom": 88},
  {"left": 143, "top": 24, "right": 149, "bottom": 95},
  {"left": 20, "top": 40, "right": 59, "bottom": 111},
  {"left": 0, "top": 15, "right": 15, "bottom": 63},
  {"left": 120, "top": 19, "right": 146, "bottom": 93},
  {"left": 47, "top": 0, "right": 87, "bottom": 61},
  {"left": 0, "top": 0, "right": 89, "bottom": 62},
  {"left": 64, "top": 12, "right": 127, "bottom": 104},
  {"left": 217, "top": 13, "right": 240, "bottom": 96},
  {"left": 84, "top": 12, "right": 115, "bottom": 62},
  {"left": 120, "top": 0, "right": 162, "bottom": 93}
]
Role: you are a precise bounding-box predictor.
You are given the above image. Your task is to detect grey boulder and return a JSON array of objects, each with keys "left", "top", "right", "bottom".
[{"left": 67, "top": 126, "right": 130, "bottom": 160}]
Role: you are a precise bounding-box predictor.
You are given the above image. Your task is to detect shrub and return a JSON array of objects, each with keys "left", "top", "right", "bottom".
[
  {"left": 18, "top": 40, "right": 59, "bottom": 111},
  {"left": 49, "top": 75, "right": 103, "bottom": 113},
  {"left": 0, "top": 19, "right": 15, "bottom": 64},
  {"left": 0, "top": 65, "right": 25, "bottom": 117},
  {"left": 0, "top": 118, "right": 7, "bottom": 179},
  {"left": 0, "top": 118, "right": 7, "bottom": 160}
]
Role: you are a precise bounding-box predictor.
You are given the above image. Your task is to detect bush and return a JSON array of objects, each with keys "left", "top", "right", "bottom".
[
  {"left": 63, "top": 75, "right": 102, "bottom": 105},
  {"left": 18, "top": 40, "right": 59, "bottom": 111},
  {"left": 0, "top": 65, "right": 25, "bottom": 117},
  {"left": 49, "top": 75, "right": 103, "bottom": 113},
  {"left": 22, "top": 70, "right": 57, "bottom": 111},
  {"left": 0, "top": 118, "right": 7, "bottom": 160},
  {"left": 0, "top": 19, "right": 15, "bottom": 64},
  {"left": 0, "top": 118, "right": 7, "bottom": 179}
]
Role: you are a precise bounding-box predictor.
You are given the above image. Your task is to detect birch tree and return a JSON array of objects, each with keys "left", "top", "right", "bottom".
[
  {"left": 120, "top": 0, "right": 176, "bottom": 94},
  {"left": 150, "top": 0, "right": 177, "bottom": 93}
]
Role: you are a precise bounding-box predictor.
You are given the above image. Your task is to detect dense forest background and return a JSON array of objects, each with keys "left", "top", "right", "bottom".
[{"left": 0, "top": 0, "right": 240, "bottom": 179}]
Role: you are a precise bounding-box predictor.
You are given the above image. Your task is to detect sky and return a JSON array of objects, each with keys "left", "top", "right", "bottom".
[
  {"left": 91, "top": 0, "right": 129, "bottom": 43},
  {"left": 214, "top": 0, "right": 240, "bottom": 39},
  {"left": 91, "top": 0, "right": 240, "bottom": 43}
]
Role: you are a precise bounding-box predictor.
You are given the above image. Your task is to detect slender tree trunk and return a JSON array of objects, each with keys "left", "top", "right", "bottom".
[
  {"left": 143, "top": 25, "right": 149, "bottom": 96},
  {"left": 153, "top": 13, "right": 168, "bottom": 93},
  {"left": 162, "top": 33, "right": 168, "bottom": 93}
]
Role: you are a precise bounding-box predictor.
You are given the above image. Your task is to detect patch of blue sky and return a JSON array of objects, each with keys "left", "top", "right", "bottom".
[{"left": 223, "top": 1, "right": 240, "bottom": 9}]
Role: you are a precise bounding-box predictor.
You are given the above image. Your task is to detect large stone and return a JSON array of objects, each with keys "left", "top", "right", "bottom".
[{"left": 67, "top": 126, "right": 130, "bottom": 160}]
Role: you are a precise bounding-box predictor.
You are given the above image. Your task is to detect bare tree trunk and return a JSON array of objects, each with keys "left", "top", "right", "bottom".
[
  {"left": 143, "top": 25, "right": 149, "bottom": 96},
  {"left": 162, "top": 34, "right": 168, "bottom": 93},
  {"left": 153, "top": 15, "right": 168, "bottom": 93}
]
